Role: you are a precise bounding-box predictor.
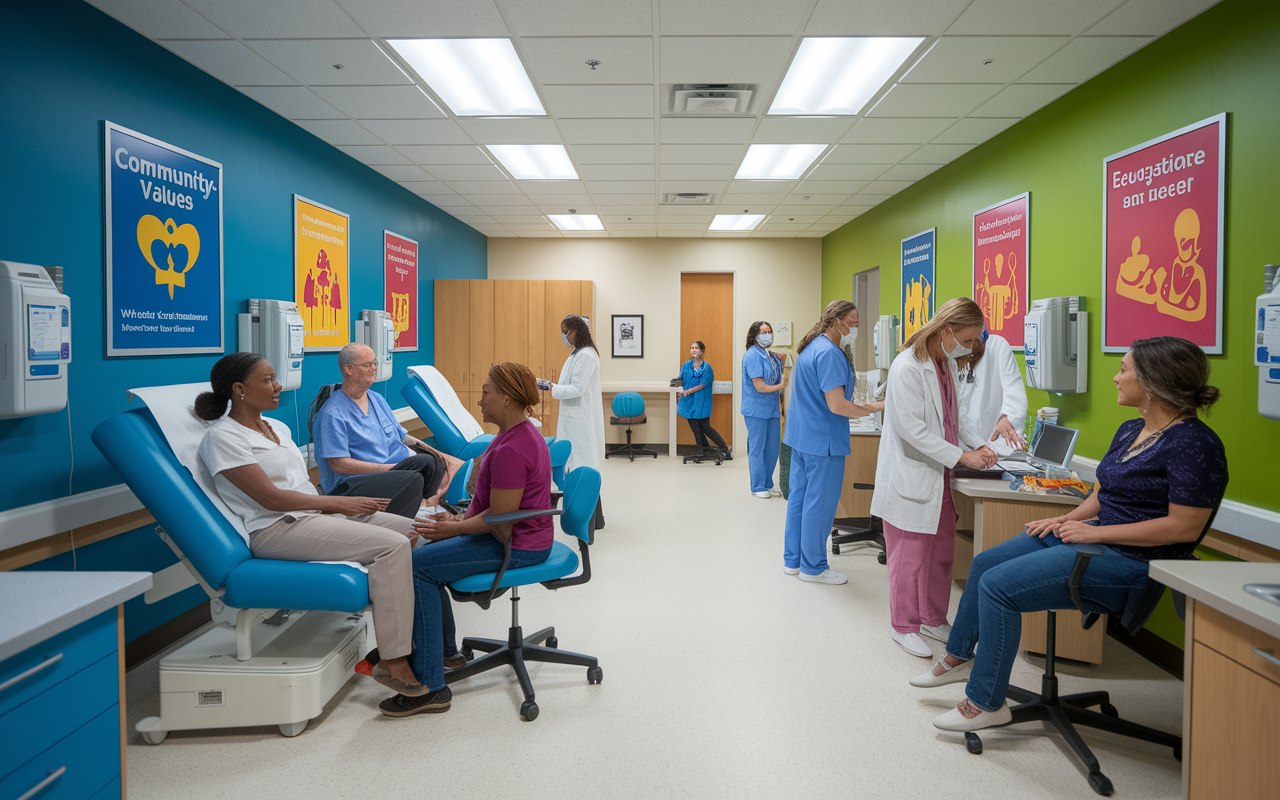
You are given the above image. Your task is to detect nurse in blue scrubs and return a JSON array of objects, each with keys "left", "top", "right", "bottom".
[
  {"left": 741, "top": 321, "right": 784, "bottom": 498},
  {"left": 783, "top": 301, "right": 883, "bottom": 585},
  {"left": 677, "top": 341, "right": 729, "bottom": 457}
]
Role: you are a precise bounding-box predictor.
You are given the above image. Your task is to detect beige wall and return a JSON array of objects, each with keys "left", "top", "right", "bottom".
[{"left": 488, "top": 237, "right": 823, "bottom": 450}]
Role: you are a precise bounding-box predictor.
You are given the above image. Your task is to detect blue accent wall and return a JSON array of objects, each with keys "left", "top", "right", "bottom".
[{"left": 2, "top": 0, "right": 486, "bottom": 640}]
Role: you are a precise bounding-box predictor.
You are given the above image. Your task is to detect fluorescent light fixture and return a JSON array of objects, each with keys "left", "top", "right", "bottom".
[
  {"left": 709, "top": 214, "right": 766, "bottom": 232},
  {"left": 734, "top": 144, "right": 826, "bottom": 180},
  {"left": 488, "top": 144, "right": 579, "bottom": 180},
  {"left": 387, "top": 38, "right": 545, "bottom": 116},
  {"left": 769, "top": 37, "right": 924, "bottom": 116},
  {"left": 548, "top": 214, "right": 604, "bottom": 231}
]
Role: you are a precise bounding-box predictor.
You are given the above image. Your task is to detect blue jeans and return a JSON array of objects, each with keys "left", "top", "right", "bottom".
[
  {"left": 783, "top": 448, "right": 845, "bottom": 576},
  {"left": 745, "top": 416, "right": 780, "bottom": 493},
  {"left": 947, "top": 532, "right": 1149, "bottom": 711},
  {"left": 409, "top": 535, "right": 550, "bottom": 690}
]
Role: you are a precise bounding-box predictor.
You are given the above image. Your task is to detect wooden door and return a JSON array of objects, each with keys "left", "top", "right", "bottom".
[
  {"left": 468, "top": 279, "right": 495, "bottom": 391},
  {"left": 494, "top": 280, "right": 528, "bottom": 366},
  {"left": 543, "top": 280, "right": 582, "bottom": 438},
  {"left": 434, "top": 280, "right": 469, "bottom": 390},
  {"left": 678, "top": 272, "right": 734, "bottom": 447}
]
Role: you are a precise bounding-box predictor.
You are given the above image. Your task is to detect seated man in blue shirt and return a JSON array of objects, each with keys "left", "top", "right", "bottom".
[{"left": 315, "top": 343, "right": 463, "bottom": 516}]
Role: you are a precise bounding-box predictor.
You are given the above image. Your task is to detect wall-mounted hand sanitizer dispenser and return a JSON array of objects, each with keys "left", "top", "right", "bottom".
[
  {"left": 1025, "top": 296, "right": 1088, "bottom": 394},
  {"left": 1254, "top": 264, "right": 1280, "bottom": 421},
  {"left": 237, "top": 299, "right": 304, "bottom": 391},
  {"left": 0, "top": 261, "right": 71, "bottom": 419},
  {"left": 354, "top": 309, "right": 394, "bottom": 383},
  {"left": 874, "top": 314, "right": 900, "bottom": 370}
]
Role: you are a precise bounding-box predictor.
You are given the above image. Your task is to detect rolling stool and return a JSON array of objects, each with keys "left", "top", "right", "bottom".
[
  {"left": 831, "top": 499, "right": 886, "bottom": 564},
  {"left": 606, "top": 392, "right": 657, "bottom": 461}
]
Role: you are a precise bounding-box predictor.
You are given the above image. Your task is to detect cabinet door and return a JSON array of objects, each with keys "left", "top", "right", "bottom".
[
  {"left": 434, "top": 280, "right": 469, "bottom": 390},
  {"left": 1189, "top": 643, "right": 1280, "bottom": 798},
  {"left": 543, "top": 281, "right": 582, "bottom": 438},
  {"left": 527, "top": 280, "right": 550, "bottom": 432},
  {"left": 468, "top": 280, "right": 495, "bottom": 390},
  {"left": 493, "top": 280, "right": 528, "bottom": 367}
]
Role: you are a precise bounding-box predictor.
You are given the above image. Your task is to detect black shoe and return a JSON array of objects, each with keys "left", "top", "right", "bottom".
[
  {"left": 379, "top": 685, "right": 452, "bottom": 717},
  {"left": 721, "top": 449, "right": 733, "bottom": 461}
]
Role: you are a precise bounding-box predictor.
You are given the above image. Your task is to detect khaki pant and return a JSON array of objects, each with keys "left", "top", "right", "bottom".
[{"left": 250, "top": 511, "right": 415, "bottom": 659}]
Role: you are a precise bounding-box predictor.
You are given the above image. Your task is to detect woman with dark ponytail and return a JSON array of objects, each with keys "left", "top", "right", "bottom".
[{"left": 196, "top": 353, "right": 430, "bottom": 699}]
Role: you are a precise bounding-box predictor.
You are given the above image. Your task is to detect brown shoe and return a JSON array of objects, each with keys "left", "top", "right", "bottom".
[
  {"left": 379, "top": 686, "right": 452, "bottom": 717},
  {"left": 371, "top": 663, "right": 430, "bottom": 697},
  {"left": 443, "top": 653, "right": 468, "bottom": 670}
]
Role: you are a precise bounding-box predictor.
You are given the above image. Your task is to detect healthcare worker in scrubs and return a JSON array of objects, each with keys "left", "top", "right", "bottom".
[
  {"left": 539, "top": 314, "right": 605, "bottom": 524},
  {"left": 956, "top": 330, "right": 1029, "bottom": 455},
  {"left": 677, "top": 340, "right": 729, "bottom": 458},
  {"left": 741, "top": 321, "right": 784, "bottom": 498},
  {"left": 783, "top": 300, "right": 884, "bottom": 585}
]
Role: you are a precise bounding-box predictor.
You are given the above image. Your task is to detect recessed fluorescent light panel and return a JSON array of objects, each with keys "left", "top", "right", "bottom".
[
  {"left": 548, "top": 214, "right": 604, "bottom": 231},
  {"left": 488, "top": 145, "right": 579, "bottom": 181},
  {"left": 734, "top": 144, "right": 826, "bottom": 180},
  {"left": 709, "top": 214, "right": 766, "bottom": 232},
  {"left": 769, "top": 37, "right": 924, "bottom": 116},
  {"left": 387, "top": 39, "right": 545, "bottom": 116}
]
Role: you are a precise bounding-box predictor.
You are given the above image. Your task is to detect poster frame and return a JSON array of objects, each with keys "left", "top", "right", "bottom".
[
  {"left": 383, "top": 229, "right": 419, "bottom": 353},
  {"left": 971, "top": 191, "right": 1031, "bottom": 352},
  {"left": 294, "top": 193, "right": 351, "bottom": 353},
  {"left": 900, "top": 227, "right": 936, "bottom": 345}
]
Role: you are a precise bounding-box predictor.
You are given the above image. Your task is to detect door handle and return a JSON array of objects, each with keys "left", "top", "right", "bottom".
[
  {"left": 0, "top": 653, "right": 63, "bottom": 694},
  {"left": 16, "top": 766, "right": 67, "bottom": 800},
  {"left": 1253, "top": 647, "right": 1280, "bottom": 669}
]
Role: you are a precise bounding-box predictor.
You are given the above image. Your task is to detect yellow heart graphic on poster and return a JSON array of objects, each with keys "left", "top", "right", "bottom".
[{"left": 137, "top": 215, "right": 200, "bottom": 299}]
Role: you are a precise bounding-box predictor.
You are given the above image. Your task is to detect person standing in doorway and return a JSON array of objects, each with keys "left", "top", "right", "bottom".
[
  {"left": 678, "top": 340, "right": 729, "bottom": 460},
  {"left": 741, "top": 321, "right": 783, "bottom": 498},
  {"left": 539, "top": 314, "right": 605, "bottom": 527}
]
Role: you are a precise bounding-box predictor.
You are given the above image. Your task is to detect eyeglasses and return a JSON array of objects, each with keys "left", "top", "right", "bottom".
[{"left": 353, "top": 360, "right": 379, "bottom": 370}]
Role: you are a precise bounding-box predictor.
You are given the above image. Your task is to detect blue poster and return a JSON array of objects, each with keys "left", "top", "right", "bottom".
[
  {"left": 900, "top": 227, "right": 936, "bottom": 344},
  {"left": 105, "top": 121, "right": 223, "bottom": 356}
]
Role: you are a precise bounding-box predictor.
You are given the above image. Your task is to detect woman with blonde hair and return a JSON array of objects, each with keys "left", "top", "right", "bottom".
[{"left": 872, "top": 297, "right": 998, "bottom": 657}]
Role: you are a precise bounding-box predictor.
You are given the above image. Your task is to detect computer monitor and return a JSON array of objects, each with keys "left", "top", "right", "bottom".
[{"left": 1031, "top": 423, "right": 1080, "bottom": 469}]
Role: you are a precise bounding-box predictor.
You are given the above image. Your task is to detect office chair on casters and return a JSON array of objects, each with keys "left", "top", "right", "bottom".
[
  {"left": 830, "top": 513, "right": 886, "bottom": 565},
  {"left": 444, "top": 467, "right": 603, "bottom": 721},
  {"left": 606, "top": 392, "right": 657, "bottom": 461}
]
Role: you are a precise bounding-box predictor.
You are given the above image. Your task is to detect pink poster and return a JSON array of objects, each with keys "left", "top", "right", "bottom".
[
  {"left": 1103, "top": 114, "right": 1225, "bottom": 353},
  {"left": 384, "top": 230, "right": 418, "bottom": 351},
  {"left": 973, "top": 193, "right": 1029, "bottom": 349}
]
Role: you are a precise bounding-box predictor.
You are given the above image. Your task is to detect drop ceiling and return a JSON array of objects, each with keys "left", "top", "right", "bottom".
[{"left": 87, "top": 0, "right": 1220, "bottom": 238}]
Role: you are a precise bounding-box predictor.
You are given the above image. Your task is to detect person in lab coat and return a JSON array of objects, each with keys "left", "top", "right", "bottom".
[
  {"left": 872, "top": 297, "right": 998, "bottom": 658},
  {"left": 956, "top": 330, "right": 1029, "bottom": 455},
  {"left": 539, "top": 314, "right": 605, "bottom": 525}
]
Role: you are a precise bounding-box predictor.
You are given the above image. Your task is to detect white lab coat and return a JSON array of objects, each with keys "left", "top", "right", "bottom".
[
  {"left": 870, "top": 349, "right": 964, "bottom": 534},
  {"left": 956, "top": 334, "right": 1029, "bottom": 456},
  {"left": 552, "top": 345, "right": 605, "bottom": 473}
]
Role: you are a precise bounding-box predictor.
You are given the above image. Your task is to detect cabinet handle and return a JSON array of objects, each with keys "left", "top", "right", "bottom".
[
  {"left": 16, "top": 766, "right": 66, "bottom": 800},
  {"left": 0, "top": 652, "right": 63, "bottom": 694},
  {"left": 1253, "top": 647, "right": 1280, "bottom": 669}
]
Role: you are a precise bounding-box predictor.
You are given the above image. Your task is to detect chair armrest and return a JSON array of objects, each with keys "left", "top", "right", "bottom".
[
  {"left": 459, "top": 507, "right": 562, "bottom": 609},
  {"left": 1068, "top": 544, "right": 1107, "bottom": 627},
  {"left": 482, "top": 508, "right": 562, "bottom": 525}
]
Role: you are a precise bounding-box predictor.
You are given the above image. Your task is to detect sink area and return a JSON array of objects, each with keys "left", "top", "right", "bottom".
[{"left": 1244, "top": 583, "right": 1280, "bottom": 607}]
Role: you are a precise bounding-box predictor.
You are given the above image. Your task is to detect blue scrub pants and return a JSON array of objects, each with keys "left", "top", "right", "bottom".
[
  {"left": 783, "top": 448, "right": 845, "bottom": 576},
  {"left": 745, "top": 416, "right": 780, "bottom": 493}
]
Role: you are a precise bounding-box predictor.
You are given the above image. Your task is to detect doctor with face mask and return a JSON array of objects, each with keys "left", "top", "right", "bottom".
[
  {"left": 872, "top": 297, "right": 998, "bottom": 658},
  {"left": 538, "top": 314, "right": 605, "bottom": 525}
]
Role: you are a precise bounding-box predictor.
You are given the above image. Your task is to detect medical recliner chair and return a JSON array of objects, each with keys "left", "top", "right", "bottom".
[{"left": 92, "top": 408, "right": 373, "bottom": 742}]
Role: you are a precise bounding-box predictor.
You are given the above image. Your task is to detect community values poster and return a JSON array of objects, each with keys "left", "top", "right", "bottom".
[
  {"left": 901, "top": 228, "right": 935, "bottom": 344},
  {"left": 384, "top": 231, "right": 418, "bottom": 351},
  {"left": 104, "top": 121, "right": 223, "bottom": 356},
  {"left": 1103, "top": 114, "right": 1225, "bottom": 353},
  {"left": 294, "top": 195, "right": 350, "bottom": 352},
  {"left": 973, "top": 192, "right": 1029, "bottom": 350}
]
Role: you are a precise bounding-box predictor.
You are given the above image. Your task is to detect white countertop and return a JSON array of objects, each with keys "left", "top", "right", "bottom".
[
  {"left": 951, "top": 477, "right": 1084, "bottom": 506},
  {"left": 1148, "top": 560, "right": 1280, "bottom": 642},
  {"left": 0, "top": 571, "right": 152, "bottom": 662}
]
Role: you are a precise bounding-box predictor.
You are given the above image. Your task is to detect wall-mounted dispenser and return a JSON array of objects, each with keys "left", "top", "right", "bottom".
[
  {"left": 1025, "top": 296, "right": 1088, "bottom": 394},
  {"left": 874, "top": 314, "right": 899, "bottom": 370},
  {"left": 1255, "top": 264, "right": 1280, "bottom": 421},
  {"left": 237, "top": 299, "right": 304, "bottom": 391},
  {"left": 0, "top": 261, "right": 71, "bottom": 419},
  {"left": 354, "top": 309, "right": 395, "bottom": 383}
]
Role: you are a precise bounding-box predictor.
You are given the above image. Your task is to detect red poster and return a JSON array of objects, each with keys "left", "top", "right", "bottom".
[
  {"left": 384, "top": 230, "right": 418, "bottom": 351},
  {"left": 1103, "top": 114, "right": 1225, "bottom": 353},
  {"left": 973, "top": 193, "right": 1029, "bottom": 349}
]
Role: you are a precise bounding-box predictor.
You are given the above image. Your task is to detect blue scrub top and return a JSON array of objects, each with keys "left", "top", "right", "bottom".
[
  {"left": 782, "top": 335, "right": 854, "bottom": 457},
  {"left": 315, "top": 389, "right": 412, "bottom": 493},
  {"left": 677, "top": 359, "right": 714, "bottom": 419},
  {"left": 741, "top": 345, "right": 782, "bottom": 419}
]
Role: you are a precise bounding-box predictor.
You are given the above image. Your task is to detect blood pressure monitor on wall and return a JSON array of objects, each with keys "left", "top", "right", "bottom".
[
  {"left": 237, "top": 298, "right": 304, "bottom": 391},
  {"left": 1, "top": 260, "right": 72, "bottom": 419}
]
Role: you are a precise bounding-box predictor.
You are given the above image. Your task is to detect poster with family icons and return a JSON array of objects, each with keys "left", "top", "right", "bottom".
[
  {"left": 294, "top": 195, "right": 351, "bottom": 352},
  {"left": 972, "top": 193, "right": 1029, "bottom": 350},
  {"left": 103, "top": 121, "right": 223, "bottom": 356}
]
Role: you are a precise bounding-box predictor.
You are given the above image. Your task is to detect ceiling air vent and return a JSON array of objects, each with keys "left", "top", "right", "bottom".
[
  {"left": 666, "top": 84, "right": 756, "bottom": 116},
  {"left": 662, "top": 193, "right": 715, "bottom": 205}
]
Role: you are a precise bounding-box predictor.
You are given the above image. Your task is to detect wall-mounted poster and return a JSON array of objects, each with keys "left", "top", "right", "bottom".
[
  {"left": 611, "top": 315, "right": 643, "bottom": 358},
  {"left": 384, "top": 230, "right": 418, "bottom": 351},
  {"left": 1103, "top": 114, "right": 1225, "bottom": 354},
  {"left": 104, "top": 121, "right": 223, "bottom": 356},
  {"left": 901, "top": 228, "right": 935, "bottom": 344},
  {"left": 294, "top": 195, "right": 350, "bottom": 352},
  {"left": 973, "top": 192, "right": 1029, "bottom": 350}
]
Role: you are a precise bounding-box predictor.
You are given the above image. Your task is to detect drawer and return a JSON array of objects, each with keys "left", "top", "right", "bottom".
[
  {"left": 0, "top": 609, "right": 117, "bottom": 718},
  {"left": 0, "top": 653, "right": 119, "bottom": 783},
  {"left": 0, "top": 706, "right": 119, "bottom": 800},
  {"left": 88, "top": 776, "right": 121, "bottom": 800},
  {"left": 1194, "top": 603, "right": 1280, "bottom": 685}
]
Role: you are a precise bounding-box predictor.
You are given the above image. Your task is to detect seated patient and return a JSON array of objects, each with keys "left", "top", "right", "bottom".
[
  {"left": 314, "top": 342, "right": 463, "bottom": 513},
  {"left": 195, "top": 352, "right": 431, "bottom": 697},
  {"left": 912, "top": 336, "right": 1228, "bottom": 731},
  {"left": 378, "top": 361, "right": 555, "bottom": 717}
]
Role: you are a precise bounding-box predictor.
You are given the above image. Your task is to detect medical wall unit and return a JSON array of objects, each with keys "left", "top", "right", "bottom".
[
  {"left": 874, "top": 314, "right": 899, "bottom": 370},
  {"left": 354, "top": 308, "right": 395, "bottom": 382},
  {"left": 1024, "top": 296, "right": 1088, "bottom": 394},
  {"left": 1254, "top": 264, "right": 1280, "bottom": 420},
  {"left": 236, "top": 298, "right": 304, "bottom": 391},
  {"left": 0, "top": 261, "right": 71, "bottom": 419}
]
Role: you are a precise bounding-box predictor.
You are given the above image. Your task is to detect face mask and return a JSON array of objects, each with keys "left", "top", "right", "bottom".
[
  {"left": 837, "top": 320, "right": 858, "bottom": 349},
  {"left": 944, "top": 327, "right": 972, "bottom": 359},
  {"left": 563, "top": 332, "right": 572, "bottom": 348},
  {"left": 756, "top": 333, "right": 773, "bottom": 348}
]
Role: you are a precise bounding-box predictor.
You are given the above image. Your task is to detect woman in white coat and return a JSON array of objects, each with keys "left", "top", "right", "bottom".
[
  {"left": 871, "top": 298, "right": 998, "bottom": 658},
  {"left": 539, "top": 314, "right": 605, "bottom": 524},
  {"left": 956, "top": 331, "right": 1029, "bottom": 455}
]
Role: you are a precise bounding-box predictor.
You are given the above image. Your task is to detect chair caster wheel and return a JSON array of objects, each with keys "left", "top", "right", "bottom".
[
  {"left": 521, "top": 700, "right": 539, "bottom": 721},
  {"left": 831, "top": 543, "right": 840, "bottom": 555},
  {"left": 1087, "top": 771, "right": 1113, "bottom": 796},
  {"left": 964, "top": 732, "right": 983, "bottom": 754},
  {"left": 1100, "top": 702, "right": 1118, "bottom": 718},
  {"left": 587, "top": 666, "right": 603, "bottom": 684},
  {"left": 877, "top": 552, "right": 887, "bottom": 565},
  {"left": 1173, "top": 746, "right": 1182, "bottom": 762},
  {"left": 462, "top": 647, "right": 474, "bottom": 661},
  {"left": 141, "top": 730, "right": 167, "bottom": 745},
  {"left": 546, "top": 636, "right": 558, "bottom": 649}
]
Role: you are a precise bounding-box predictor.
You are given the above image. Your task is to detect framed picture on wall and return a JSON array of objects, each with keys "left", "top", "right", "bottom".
[
  {"left": 972, "top": 192, "right": 1030, "bottom": 350},
  {"left": 611, "top": 314, "right": 643, "bottom": 358}
]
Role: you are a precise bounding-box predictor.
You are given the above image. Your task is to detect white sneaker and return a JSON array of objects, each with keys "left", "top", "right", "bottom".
[
  {"left": 909, "top": 656, "right": 973, "bottom": 688},
  {"left": 753, "top": 490, "right": 771, "bottom": 498},
  {"left": 933, "top": 701, "right": 1012, "bottom": 732},
  {"left": 769, "top": 488, "right": 782, "bottom": 497},
  {"left": 799, "top": 569, "right": 847, "bottom": 585},
  {"left": 892, "top": 630, "right": 933, "bottom": 658},
  {"left": 783, "top": 565, "right": 800, "bottom": 575},
  {"left": 920, "top": 622, "right": 952, "bottom": 644}
]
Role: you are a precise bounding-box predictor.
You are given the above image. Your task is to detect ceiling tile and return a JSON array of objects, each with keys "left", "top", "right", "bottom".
[
  {"left": 773, "top": 204, "right": 837, "bottom": 216},
  {"left": 846, "top": 192, "right": 893, "bottom": 203},
  {"left": 585, "top": 181, "right": 656, "bottom": 193},
  {"left": 92, "top": 0, "right": 229, "bottom": 38},
  {"left": 1086, "top": 0, "right": 1219, "bottom": 36},
  {"left": 571, "top": 144, "right": 657, "bottom": 164},
  {"left": 971, "top": 83, "right": 1074, "bottom": 117},
  {"left": 444, "top": 181, "right": 522, "bottom": 195},
  {"left": 502, "top": 0, "right": 654, "bottom": 36},
  {"left": 932, "top": 117, "right": 1017, "bottom": 144},
  {"left": 371, "top": 164, "right": 435, "bottom": 181},
  {"left": 901, "top": 36, "right": 1068, "bottom": 84},
  {"left": 660, "top": 164, "right": 737, "bottom": 181},
  {"left": 451, "top": 216, "right": 498, "bottom": 225},
  {"left": 753, "top": 118, "right": 851, "bottom": 144},
  {"left": 660, "top": 222, "right": 714, "bottom": 230},
  {"left": 794, "top": 180, "right": 864, "bottom": 195},
  {"left": 456, "top": 118, "right": 563, "bottom": 144},
  {"left": 339, "top": 0, "right": 508, "bottom": 36},
  {"left": 719, "top": 194, "right": 786, "bottom": 206},
  {"left": 336, "top": 145, "right": 410, "bottom": 165},
  {"left": 516, "top": 180, "right": 586, "bottom": 193},
  {"left": 659, "top": 36, "right": 793, "bottom": 83},
  {"left": 592, "top": 193, "right": 658, "bottom": 205},
  {"left": 860, "top": 179, "right": 915, "bottom": 194},
  {"left": 659, "top": 207, "right": 718, "bottom": 217},
  {"left": 394, "top": 145, "right": 491, "bottom": 165},
  {"left": 824, "top": 143, "right": 918, "bottom": 163},
  {"left": 237, "top": 86, "right": 342, "bottom": 119},
  {"left": 841, "top": 117, "right": 955, "bottom": 144},
  {"left": 424, "top": 164, "right": 508, "bottom": 181},
  {"left": 292, "top": 119, "right": 381, "bottom": 145},
  {"left": 903, "top": 142, "right": 976, "bottom": 163},
  {"left": 1018, "top": 37, "right": 1152, "bottom": 83},
  {"left": 397, "top": 180, "right": 448, "bottom": 193},
  {"left": 464, "top": 195, "right": 536, "bottom": 206},
  {"left": 783, "top": 193, "right": 851, "bottom": 206},
  {"left": 598, "top": 204, "right": 659, "bottom": 214},
  {"left": 867, "top": 83, "right": 1001, "bottom": 117},
  {"left": 489, "top": 215, "right": 555, "bottom": 224},
  {"left": 314, "top": 86, "right": 445, "bottom": 118},
  {"left": 182, "top": 0, "right": 364, "bottom": 37},
  {"left": 361, "top": 120, "right": 471, "bottom": 145},
  {"left": 245, "top": 39, "right": 411, "bottom": 86},
  {"left": 601, "top": 215, "right": 655, "bottom": 223},
  {"left": 806, "top": 163, "right": 889, "bottom": 182},
  {"left": 946, "top": 0, "right": 1127, "bottom": 35},
  {"left": 657, "top": 180, "right": 727, "bottom": 194},
  {"left": 514, "top": 231, "right": 566, "bottom": 237},
  {"left": 766, "top": 215, "right": 823, "bottom": 223},
  {"left": 580, "top": 164, "right": 656, "bottom": 180},
  {"left": 606, "top": 223, "right": 660, "bottom": 231},
  {"left": 541, "top": 85, "right": 655, "bottom": 117},
  {"left": 160, "top": 40, "right": 297, "bottom": 86},
  {"left": 805, "top": 0, "right": 970, "bottom": 34},
  {"left": 559, "top": 119, "right": 656, "bottom": 144},
  {"left": 879, "top": 163, "right": 941, "bottom": 181},
  {"left": 726, "top": 179, "right": 797, "bottom": 194},
  {"left": 756, "top": 222, "right": 811, "bottom": 230},
  {"left": 659, "top": 118, "right": 756, "bottom": 144},
  {"left": 505, "top": 222, "right": 558, "bottom": 231},
  {"left": 659, "top": 144, "right": 744, "bottom": 164},
  {"left": 416, "top": 192, "right": 468, "bottom": 205},
  {"left": 659, "top": 0, "right": 810, "bottom": 35},
  {"left": 521, "top": 37, "right": 654, "bottom": 84}
]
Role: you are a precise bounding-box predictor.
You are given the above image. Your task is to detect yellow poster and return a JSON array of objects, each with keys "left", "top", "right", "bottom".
[{"left": 294, "top": 195, "right": 350, "bottom": 351}]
